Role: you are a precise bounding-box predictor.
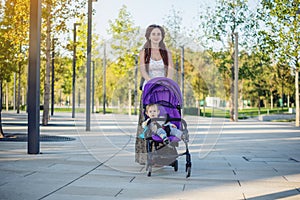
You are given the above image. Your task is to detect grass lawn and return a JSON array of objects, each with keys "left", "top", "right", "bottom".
[
  {"left": 11, "top": 105, "right": 289, "bottom": 120},
  {"left": 185, "top": 107, "right": 290, "bottom": 119}
]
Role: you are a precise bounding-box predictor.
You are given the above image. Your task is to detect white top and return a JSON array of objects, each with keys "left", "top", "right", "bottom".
[{"left": 143, "top": 58, "right": 165, "bottom": 90}]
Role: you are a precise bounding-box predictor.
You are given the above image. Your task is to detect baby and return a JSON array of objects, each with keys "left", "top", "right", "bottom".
[{"left": 142, "top": 103, "right": 183, "bottom": 144}]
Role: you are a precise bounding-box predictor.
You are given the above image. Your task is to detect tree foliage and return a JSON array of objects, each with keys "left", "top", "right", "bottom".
[
  {"left": 41, "top": 0, "right": 85, "bottom": 125},
  {"left": 196, "top": 0, "right": 260, "bottom": 120},
  {"left": 0, "top": 0, "right": 299, "bottom": 129},
  {"left": 0, "top": 0, "right": 30, "bottom": 137},
  {"left": 258, "top": 0, "right": 299, "bottom": 123},
  {"left": 106, "top": 5, "right": 142, "bottom": 108}
]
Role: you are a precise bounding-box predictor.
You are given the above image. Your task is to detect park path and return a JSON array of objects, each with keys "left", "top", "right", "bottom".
[{"left": 0, "top": 111, "right": 299, "bottom": 200}]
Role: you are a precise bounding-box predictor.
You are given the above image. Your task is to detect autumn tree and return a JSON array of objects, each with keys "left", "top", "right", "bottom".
[
  {"left": 64, "top": 15, "right": 100, "bottom": 112},
  {"left": 107, "top": 5, "right": 142, "bottom": 109},
  {"left": 41, "top": 0, "right": 85, "bottom": 125},
  {"left": 196, "top": 0, "right": 256, "bottom": 121},
  {"left": 0, "top": 0, "right": 29, "bottom": 137},
  {"left": 259, "top": 0, "right": 300, "bottom": 126},
  {"left": 164, "top": 6, "right": 184, "bottom": 83}
]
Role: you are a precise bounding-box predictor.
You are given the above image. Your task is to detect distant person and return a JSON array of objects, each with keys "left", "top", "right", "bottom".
[{"left": 135, "top": 24, "right": 174, "bottom": 165}]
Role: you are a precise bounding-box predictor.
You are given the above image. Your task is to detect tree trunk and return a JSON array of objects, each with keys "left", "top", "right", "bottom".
[
  {"left": 270, "top": 92, "right": 274, "bottom": 109},
  {"left": 0, "top": 81, "right": 4, "bottom": 138},
  {"left": 258, "top": 93, "right": 261, "bottom": 115},
  {"left": 42, "top": 7, "right": 51, "bottom": 126},
  {"left": 230, "top": 82, "right": 234, "bottom": 121},
  {"left": 0, "top": 111, "right": 4, "bottom": 138},
  {"left": 296, "top": 69, "right": 299, "bottom": 127},
  {"left": 17, "top": 61, "right": 21, "bottom": 114},
  {"left": 6, "top": 82, "right": 9, "bottom": 111},
  {"left": 229, "top": 34, "right": 235, "bottom": 122}
]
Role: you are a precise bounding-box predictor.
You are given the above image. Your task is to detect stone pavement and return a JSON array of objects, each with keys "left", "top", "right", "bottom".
[{"left": 0, "top": 111, "right": 300, "bottom": 200}]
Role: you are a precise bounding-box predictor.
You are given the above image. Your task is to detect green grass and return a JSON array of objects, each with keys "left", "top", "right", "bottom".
[
  {"left": 4, "top": 105, "right": 292, "bottom": 120},
  {"left": 271, "top": 119, "right": 295, "bottom": 122},
  {"left": 54, "top": 107, "right": 85, "bottom": 113},
  {"left": 184, "top": 107, "right": 290, "bottom": 119},
  {"left": 55, "top": 107, "right": 138, "bottom": 115}
]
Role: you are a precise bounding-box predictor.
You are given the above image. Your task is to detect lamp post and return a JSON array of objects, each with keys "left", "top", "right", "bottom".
[
  {"left": 72, "top": 23, "right": 81, "bottom": 118},
  {"left": 103, "top": 41, "right": 106, "bottom": 114},
  {"left": 86, "top": 0, "right": 97, "bottom": 131},
  {"left": 51, "top": 38, "right": 58, "bottom": 116},
  {"left": 28, "top": 0, "right": 41, "bottom": 154},
  {"left": 13, "top": 73, "right": 16, "bottom": 111},
  {"left": 296, "top": 65, "right": 299, "bottom": 127}
]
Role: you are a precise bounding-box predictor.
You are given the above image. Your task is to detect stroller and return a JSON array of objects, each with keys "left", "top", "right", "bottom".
[{"left": 141, "top": 77, "right": 192, "bottom": 178}]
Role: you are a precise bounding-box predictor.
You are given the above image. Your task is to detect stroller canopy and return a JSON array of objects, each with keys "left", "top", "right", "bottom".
[{"left": 143, "top": 77, "right": 183, "bottom": 111}]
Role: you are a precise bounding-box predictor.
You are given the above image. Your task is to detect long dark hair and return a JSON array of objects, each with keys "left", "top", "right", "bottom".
[{"left": 143, "top": 24, "right": 169, "bottom": 76}]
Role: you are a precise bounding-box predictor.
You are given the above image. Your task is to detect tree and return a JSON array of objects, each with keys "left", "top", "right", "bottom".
[
  {"left": 55, "top": 53, "right": 73, "bottom": 105},
  {"left": 187, "top": 51, "right": 210, "bottom": 102},
  {"left": 0, "top": 0, "right": 30, "bottom": 137},
  {"left": 107, "top": 5, "right": 141, "bottom": 109},
  {"left": 239, "top": 50, "right": 272, "bottom": 109},
  {"left": 259, "top": 0, "right": 300, "bottom": 126},
  {"left": 164, "top": 6, "right": 184, "bottom": 83},
  {"left": 195, "top": 0, "right": 256, "bottom": 121},
  {"left": 63, "top": 16, "right": 101, "bottom": 111},
  {"left": 41, "top": 0, "right": 85, "bottom": 125},
  {"left": 0, "top": 0, "right": 86, "bottom": 138}
]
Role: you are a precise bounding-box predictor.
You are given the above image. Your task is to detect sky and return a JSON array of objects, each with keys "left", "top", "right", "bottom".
[
  {"left": 92, "top": 0, "right": 210, "bottom": 39},
  {"left": 92, "top": 0, "right": 259, "bottom": 40}
]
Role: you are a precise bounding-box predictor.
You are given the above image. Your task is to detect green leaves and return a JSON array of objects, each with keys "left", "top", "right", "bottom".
[{"left": 104, "top": 5, "right": 142, "bottom": 106}]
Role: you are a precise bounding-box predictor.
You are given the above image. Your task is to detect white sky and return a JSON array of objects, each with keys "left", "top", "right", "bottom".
[{"left": 92, "top": 0, "right": 259, "bottom": 40}]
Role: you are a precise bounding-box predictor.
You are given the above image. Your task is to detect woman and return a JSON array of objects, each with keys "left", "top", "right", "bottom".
[{"left": 135, "top": 24, "right": 174, "bottom": 165}]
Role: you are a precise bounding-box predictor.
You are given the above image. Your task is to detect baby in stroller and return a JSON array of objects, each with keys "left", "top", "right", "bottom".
[
  {"left": 141, "top": 103, "right": 184, "bottom": 144},
  {"left": 140, "top": 77, "right": 191, "bottom": 177}
]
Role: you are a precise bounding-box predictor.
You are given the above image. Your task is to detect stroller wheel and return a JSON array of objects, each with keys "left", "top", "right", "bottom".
[{"left": 173, "top": 160, "right": 178, "bottom": 172}]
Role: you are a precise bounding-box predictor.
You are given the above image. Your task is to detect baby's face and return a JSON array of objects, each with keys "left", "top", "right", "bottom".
[{"left": 147, "top": 106, "right": 159, "bottom": 118}]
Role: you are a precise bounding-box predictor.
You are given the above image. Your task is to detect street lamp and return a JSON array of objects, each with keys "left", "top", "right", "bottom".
[
  {"left": 28, "top": 0, "right": 41, "bottom": 154},
  {"left": 103, "top": 41, "right": 106, "bottom": 114},
  {"left": 86, "top": 0, "right": 97, "bottom": 131},
  {"left": 51, "top": 37, "right": 58, "bottom": 116},
  {"left": 72, "top": 22, "right": 81, "bottom": 118}
]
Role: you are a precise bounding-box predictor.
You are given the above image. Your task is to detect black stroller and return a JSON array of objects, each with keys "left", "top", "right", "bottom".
[{"left": 141, "top": 77, "right": 191, "bottom": 178}]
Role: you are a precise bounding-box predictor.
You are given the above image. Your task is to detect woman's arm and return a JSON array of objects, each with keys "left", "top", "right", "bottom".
[
  {"left": 167, "top": 49, "right": 174, "bottom": 79},
  {"left": 140, "top": 50, "right": 151, "bottom": 81}
]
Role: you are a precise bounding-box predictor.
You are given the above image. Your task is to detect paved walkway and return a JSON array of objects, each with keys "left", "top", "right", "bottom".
[{"left": 0, "top": 111, "right": 299, "bottom": 200}]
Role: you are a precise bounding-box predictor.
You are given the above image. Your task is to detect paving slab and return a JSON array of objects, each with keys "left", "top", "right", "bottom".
[{"left": 0, "top": 112, "right": 299, "bottom": 200}]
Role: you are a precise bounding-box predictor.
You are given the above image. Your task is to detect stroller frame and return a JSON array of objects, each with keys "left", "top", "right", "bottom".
[
  {"left": 144, "top": 117, "right": 192, "bottom": 178},
  {"left": 141, "top": 77, "right": 192, "bottom": 178}
]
